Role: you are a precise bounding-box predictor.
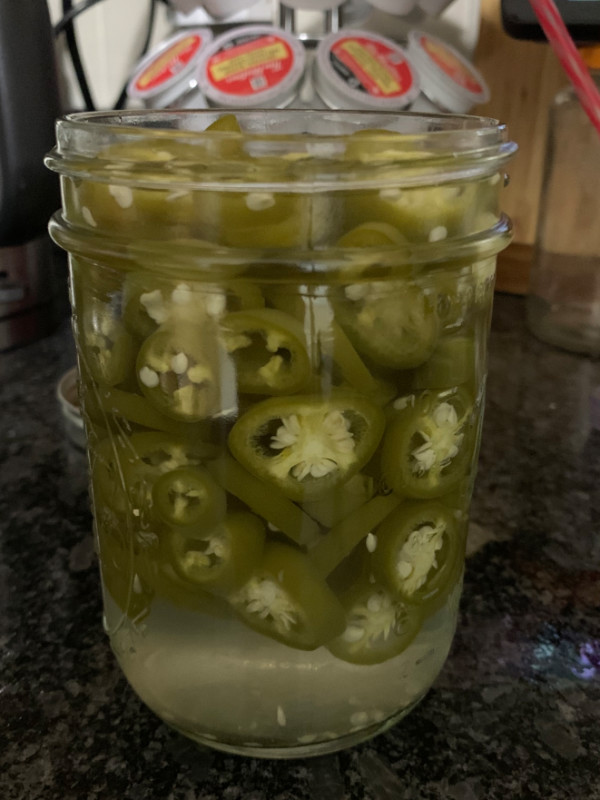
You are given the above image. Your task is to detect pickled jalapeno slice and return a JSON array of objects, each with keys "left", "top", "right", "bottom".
[
  {"left": 205, "top": 114, "right": 241, "bottom": 133},
  {"left": 152, "top": 466, "right": 226, "bottom": 529},
  {"left": 228, "top": 392, "right": 385, "bottom": 501},
  {"left": 120, "top": 431, "right": 214, "bottom": 516},
  {"left": 309, "top": 493, "right": 402, "bottom": 578},
  {"left": 220, "top": 308, "right": 311, "bottom": 395},
  {"left": 73, "top": 139, "right": 205, "bottom": 235},
  {"left": 79, "top": 301, "right": 134, "bottom": 387},
  {"left": 123, "top": 275, "right": 193, "bottom": 340},
  {"left": 327, "top": 581, "right": 422, "bottom": 665},
  {"left": 410, "top": 335, "right": 476, "bottom": 391},
  {"left": 229, "top": 542, "right": 346, "bottom": 651},
  {"left": 336, "top": 221, "right": 407, "bottom": 248},
  {"left": 127, "top": 431, "right": 213, "bottom": 471},
  {"left": 136, "top": 322, "right": 220, "bottom": 422},
  {"left": 318, "top": 320, "right": 382, "bottom": 396},
  {"left": 123, "top": 273, "right": 265, "bottom": 340},
  {"left": 335, "top": 281, "right": 439, "bottom": 370},
  {"left": 168, "top": 511, "right": 265, "bottom": 593},
  {"left": 372, "top": 501, "right": 461, "bottom": 612},
  {"left": 345, "top": 182, "right": 482, "bottom": 243},
  {"left": 84, "top": 385, "right": 215, "bottom": 439},
  {"left": 195, "top": 189, "right": 310, "bottom": 249},
  {"left": 301, "top": 473, "right": 375, "bottom": 529},
  {"left": 77, "top": 176, "right": 196, "bottom": 235},
  {"left": 208, "top": 455, "right": 320, "bottom": 547},
  {"left": 382, "top": 388, "right": 475, "bottom": 499},
  {"left": 137, "top": 538, "right": 234, "bottom": 616},
  {"left": 267, "top": 287, "right": 381, "bottom": 395}
]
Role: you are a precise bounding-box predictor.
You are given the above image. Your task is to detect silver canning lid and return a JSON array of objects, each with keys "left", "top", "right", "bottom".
[
  {"left": 197, "top": 25, "right": 306, "bottom": 109},
  {"left": 314, "top": 29, "right": 421, "bottom": 111},
  {"left": 406, "top": 31, "right": 490, "bottom": 114},
  {"left": 127, "top": 28, "right": 213, "bottom": 108}
]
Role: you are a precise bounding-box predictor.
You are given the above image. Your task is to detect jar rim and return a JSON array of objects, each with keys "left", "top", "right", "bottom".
[{"left": 46, "top": 109, "right": 516, "bottom": 191}]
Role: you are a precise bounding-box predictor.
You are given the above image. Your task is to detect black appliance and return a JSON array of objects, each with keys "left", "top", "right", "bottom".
[{"left": 0, "top": 0, "right": 64, "bottom": 350}]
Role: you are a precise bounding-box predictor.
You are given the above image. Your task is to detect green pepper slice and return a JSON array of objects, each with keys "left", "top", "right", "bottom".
[
  {"left": 123, "top": 272, "right": 265, "bottom": 340},
  {"left": 136, "top": 534, "right": 234, "bottom": 616},
  {"left": 77, "top": 297, "right": 134, "bottom": 387},
  {"left": 208, "top": 455, "right": 320, "bottom": 547},
  {"left": 228, "top": 392, "right": 385, "bottom": 502},
  {"left": 382, "top": 388, "right": 476, "bottom": 499},
  {"left": 72, "top": 139, "right": 205, "bottom": 236},
  {"left": 309, "top": 493, "right": 402, "bottom": 577},
  {"left": 327, "top": 580, "right": 422, "bottom": 665},
  {"left": 168, "top": 511, "right": 265, "bottom": 594},
  {"left": 152, "top": 466, "right": 226, "bottom": 529},
  {"left": 344, "top": 182, "right": 484, "bottom": 243},
  {"left": 93, "top": 431, "right": 213, "bottom": 524},
  {"left": 77, "top": 177, "right": 196, "bottom": 237},
  {"left": 136, "top": 322, "right": 221, "bottom": 422},
  {"left": 83, "top": 384, "right": 218, "bottom": 441},
  {"left": 335, "top": 281, "right": 439, "bottom": 370},
  {"left": 410, "top": 335, "right": 477, "bottom": 391},
  {"left": 220, "top": 308, "right": 311, "bottom": 395},
  {"left": 206, "top": 114, "right": 241, "bottom": 133},
  {"left": 267, "top": 288, "right": 381, "bottom": 395},
  {"left": 229, "top": 542, "right": 346, "bottom": 651},
  {"left": 319, "top": 320, "right": 383, "bottom": 396},
  {"left": 301, "top": 473, "right": 375, "bottom": 528},
  {"left": 372, "top": 501, "right": 462, "bottom": 613},
  {"left": 127, "top": 430, "right": 214, "bottom": 469},
  {"left": 336, "top": 221, "right": 407, "bottom": 248},
  {"left": 195, "top": 188, "right": 313, "bottom": 249}
]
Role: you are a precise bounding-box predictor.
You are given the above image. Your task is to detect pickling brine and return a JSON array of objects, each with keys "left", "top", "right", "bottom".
[{"left": 46, "top": 109, "right": 516, "bottom": 757}]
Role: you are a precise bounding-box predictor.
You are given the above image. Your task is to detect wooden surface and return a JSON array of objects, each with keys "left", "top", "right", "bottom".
[
  {"left": 473, "top": 0, "right": 566, "bottom": 246},
  {"left": 496, "top": 243, "right": 533, "bottom": 295},
  {"left": 472, "top": 0, "right": 568, "bottom": 292}
]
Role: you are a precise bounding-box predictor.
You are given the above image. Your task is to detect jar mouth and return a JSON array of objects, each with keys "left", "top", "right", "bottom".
[{"left": 46, "top": 109, "right": 517, "bottom": 191}]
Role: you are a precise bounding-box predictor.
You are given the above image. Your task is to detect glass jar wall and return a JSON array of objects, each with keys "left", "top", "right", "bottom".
[{"left": 46, "top": 109, "right": 515, "bottom": 757}]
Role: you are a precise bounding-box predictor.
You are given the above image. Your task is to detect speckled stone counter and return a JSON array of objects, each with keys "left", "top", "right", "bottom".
[{"left": 1, "top": 295, "right": 599, "bottom": 800}]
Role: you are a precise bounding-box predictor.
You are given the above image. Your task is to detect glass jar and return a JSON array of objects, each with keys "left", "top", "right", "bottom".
[
  {"left": 527, "top": 66, "right": 600, "bottom": 355},
  {"left": 46, "top": 110, "right": 516, "bottom": 758}
]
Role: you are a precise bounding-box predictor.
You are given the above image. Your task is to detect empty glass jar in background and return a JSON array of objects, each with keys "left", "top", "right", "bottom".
[
  {"left": 46, "top": 110, "right": 515, "bottom": 758},
  {"left": 527, "top": 48, "right": 600, "bottom": 355}
]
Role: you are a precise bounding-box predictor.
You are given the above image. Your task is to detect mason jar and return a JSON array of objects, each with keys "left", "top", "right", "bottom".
[{"left": 46, "top": 110, "right": 516, "bottom": 758}]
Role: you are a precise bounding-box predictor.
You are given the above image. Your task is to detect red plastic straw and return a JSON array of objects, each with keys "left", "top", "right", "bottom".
[{"left": 529, "top": 0, "right": 600, "bottom": 136}]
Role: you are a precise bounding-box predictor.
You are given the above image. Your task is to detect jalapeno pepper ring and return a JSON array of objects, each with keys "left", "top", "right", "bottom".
[
  {"left": 152, "top": 467, "right": 226, "bottom": 530},
  {"left": 327, "top": 580, "right": 422, "bottom": 665},
  {"left": 372, "top": 501, "right": 462, "bottom": 613},
  {"left": 136, "top": 322, "right": 221, "bottom": 422},
  {"left": 382, "top": 388, "right": 476, "bottom": 499},
  {"left": 229, "top": 542, "right": 346, "bottom": 651},
  {"left": 168, "top": 511, "right": 265, "bottom": 594},
  {"left": 228, "top": 392, "right": 385, "bottom": 502},
  {"left": 220, "top": 308, "right": 311, "bottom": 395}
]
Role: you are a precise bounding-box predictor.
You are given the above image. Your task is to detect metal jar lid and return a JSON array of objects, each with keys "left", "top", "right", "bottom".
[
  {"left": 197, "top": 25, "right": 306, "bottom": 109},
  {"left": 314, "top": 29, "right": 420, "bottom": 111},
  {"left": 406, "top": 30, "right": 490, "bottom": 114},
  {"left": 127, "top": 28, "right": 213, "bottom": 109}
]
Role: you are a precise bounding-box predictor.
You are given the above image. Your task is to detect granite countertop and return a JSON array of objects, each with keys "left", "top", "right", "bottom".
[{"left": 1, "top": 295, "right": 599, "bottom": 800}]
